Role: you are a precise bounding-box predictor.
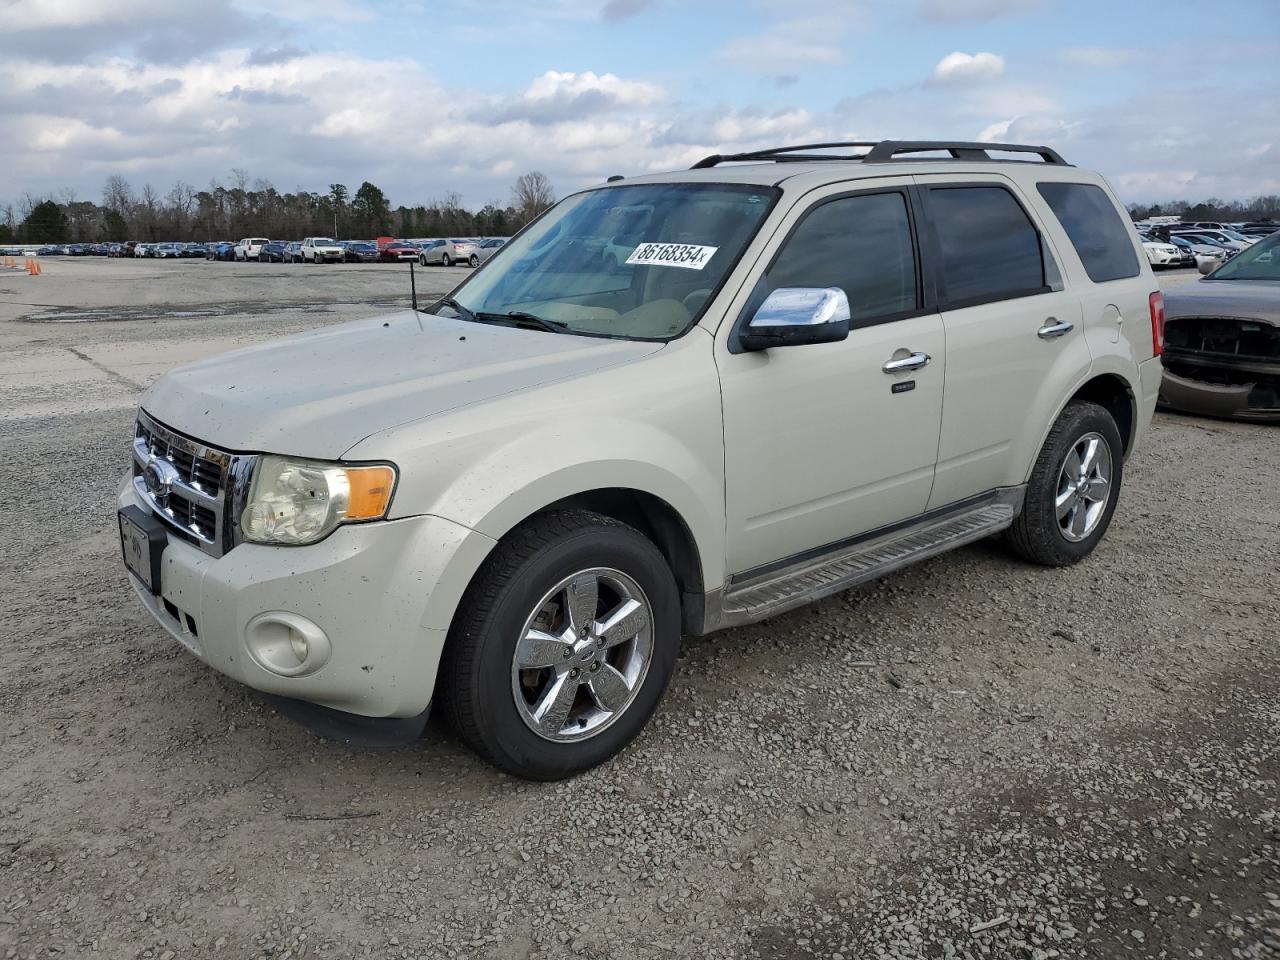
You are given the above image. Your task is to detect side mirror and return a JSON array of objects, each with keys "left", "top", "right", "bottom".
[
  {"left": 738, "top": 287, "right": 851, "bottom": 352},
  {"left": 1198, "top": 259, "right": 1216, "bottom": 276}
]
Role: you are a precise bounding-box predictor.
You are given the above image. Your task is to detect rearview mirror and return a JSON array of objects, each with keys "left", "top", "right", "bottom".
[
  {"left": 1198, "top": 259, "right": 1216, "bottom": 275},
  {"left": 738, "top": 287, "right": 851, "bottom": 352}
]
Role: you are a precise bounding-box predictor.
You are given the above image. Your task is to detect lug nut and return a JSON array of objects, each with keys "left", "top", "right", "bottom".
[
  {"left": 589, "top": 662, "right": 601, "bottom": 672},
  {"left": 596, "top": 636, "right": 606, "bottom": 647},
  {"left": 569, "top": 668, "right": 580, "bottom": 678}
]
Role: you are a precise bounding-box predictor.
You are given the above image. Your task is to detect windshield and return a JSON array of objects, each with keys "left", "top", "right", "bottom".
[
  {"left": 1208, "top": 232, "right": 1280, "bottom": 281},
  {"left": 446, "top": 182, "right": 776, "bottom": 340}
]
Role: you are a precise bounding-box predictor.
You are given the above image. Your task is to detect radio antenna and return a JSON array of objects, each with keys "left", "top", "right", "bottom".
[{"left": 410, "top": 259, "right": 418, "bottom": 311}]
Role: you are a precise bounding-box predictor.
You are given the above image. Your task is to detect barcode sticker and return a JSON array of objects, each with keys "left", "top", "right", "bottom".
[{"left": 624, "top": 242, "right": 718, "bottom": 270}]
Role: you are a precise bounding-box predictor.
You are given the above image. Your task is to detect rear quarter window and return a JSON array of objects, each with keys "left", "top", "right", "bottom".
[{"left": 1036, "top": 182, "right": 1140, "bottom": 283}]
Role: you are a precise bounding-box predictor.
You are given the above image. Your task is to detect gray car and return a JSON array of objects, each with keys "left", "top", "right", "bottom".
[{"left": 1160, "top": 231, "right": 1280, "bottom": 421}]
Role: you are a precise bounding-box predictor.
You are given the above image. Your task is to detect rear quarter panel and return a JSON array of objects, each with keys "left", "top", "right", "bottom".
[{"left": 1013, "top": 168, "right": 1156, "bottom": 455}]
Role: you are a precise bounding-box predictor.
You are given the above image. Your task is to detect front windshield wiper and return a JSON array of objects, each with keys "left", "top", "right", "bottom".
[
  {"left": 434, "top": 296, "right": 478, "bottom": 323},
  {"left": 476, "top": 310, "right": 572, "bottom": 334}
]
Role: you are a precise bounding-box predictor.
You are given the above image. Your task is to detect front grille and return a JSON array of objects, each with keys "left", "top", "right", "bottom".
[{"left": 132, "top": 411, "right": 240, "bottom": 557}]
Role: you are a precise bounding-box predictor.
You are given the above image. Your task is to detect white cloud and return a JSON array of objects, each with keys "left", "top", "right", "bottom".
[
  {"left": 0, "top": 0, "right": 257, "bottom": 63},
  {"left": 472, "top": 70, "right": 664, "bottom": 125},
  {"left": 719, "top": 34, "right": 842, "bottom": 68},
  {"left": 0, "top": 0, "right": 172, "bottom": 29},
  {"left": 1058, "top": 46, "right": 1138, "bottom": 68},
  {"left": 0, "top": 28, "right": 1274, "bottom": 212},
  {"left": 928, "top": 51, "right": 1006, "bottom": 85},
  {"left": 978, "top": 118, "right": 1013, "bottom": 142}
]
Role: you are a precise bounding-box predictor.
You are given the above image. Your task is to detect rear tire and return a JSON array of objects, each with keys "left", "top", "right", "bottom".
[
  {"left": 441, "top": 254, "right": 452, "bottom": 267},
  {"left": 439, "top": 509, "right": 681, "bottom": 780},
  {"left": 1005, "top": 400, "right": 1124, "bottom": 566},
  {"left": 469, "top": 255, "right": 479, "bottom": 268}
]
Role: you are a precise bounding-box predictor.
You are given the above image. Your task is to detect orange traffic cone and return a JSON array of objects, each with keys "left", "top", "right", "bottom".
[
  {"left": 26, "top": 259, "right": 34, "bottom": 275},
  {"left": 34, "top": 260, "right": 42, "bottom": 275}
]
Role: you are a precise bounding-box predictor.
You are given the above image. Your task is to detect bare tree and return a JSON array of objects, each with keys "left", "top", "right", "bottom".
[
  {"left": 138, "top": 183, "right": 161, "bottom": 240},
  {"left": 510, "top": 171, "right": 555, "bottom": 224},
  {"left": 103, "top": 175, "right": 133, "bottom": 215}
]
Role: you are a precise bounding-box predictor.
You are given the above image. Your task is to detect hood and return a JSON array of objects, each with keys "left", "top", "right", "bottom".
[
  {"left": 1165, "top": 280, "right": 1280, "bottom": 325},
  {"left": 141, "top": 311, "right": 662, "bottom": 458}
]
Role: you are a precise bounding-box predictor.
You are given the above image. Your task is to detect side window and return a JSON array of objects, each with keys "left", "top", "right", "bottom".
[
  {"left": 1037, "top": 182, "right": 1140, "bottom": 283},
  {"left": 928, "top": 186, "right": 1046, "bottom": 307},
  {"left": 762, "top": 191, "right": 918, "bottom": 326}
]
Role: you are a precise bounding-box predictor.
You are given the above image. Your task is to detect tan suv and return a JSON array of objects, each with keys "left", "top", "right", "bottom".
[{"left": 118, "top": 140, "right": 1165, "bottom": 779}]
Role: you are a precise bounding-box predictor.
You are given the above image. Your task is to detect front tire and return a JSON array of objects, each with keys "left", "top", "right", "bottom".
[
  {"left": 1005, "top": 400, "right": 1124, "bottom": 566},
  {"left": 439, "top": 510, "right": 681, "bottom": 780}
]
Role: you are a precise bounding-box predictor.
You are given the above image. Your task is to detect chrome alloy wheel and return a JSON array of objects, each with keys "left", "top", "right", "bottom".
[
  {"left": 1056, "top": 431, "right": 1112, "bottom": 542},
  {"left": 511, "top": 568, "right": 653, "bottom": 743}
]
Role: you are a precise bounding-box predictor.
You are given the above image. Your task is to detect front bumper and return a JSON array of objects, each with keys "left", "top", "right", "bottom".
[{"left": 118, "top": 478, "right": 493, "bottom": 720}]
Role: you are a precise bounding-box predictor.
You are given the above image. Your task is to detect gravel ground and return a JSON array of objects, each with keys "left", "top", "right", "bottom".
[{"left": 1, "top": 260, "right": 1276, "bottom": 959}]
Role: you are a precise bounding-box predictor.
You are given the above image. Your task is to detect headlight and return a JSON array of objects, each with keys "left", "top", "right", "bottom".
[{"left": 241, "top": 456, "right": 397, "bottom": 546}]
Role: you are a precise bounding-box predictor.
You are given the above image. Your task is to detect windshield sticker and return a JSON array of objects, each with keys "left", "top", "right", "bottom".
[{"left": 625, "top": 242, "right": 719, "bottom": 270}]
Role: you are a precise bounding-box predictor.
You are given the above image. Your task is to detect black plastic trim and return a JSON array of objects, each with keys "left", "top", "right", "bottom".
[
  {"left": 261, "top": 693, "right": 432, "bottom": 747},
  {"left": 692, "top": 139, "right": 1069, "bottom": 169}
]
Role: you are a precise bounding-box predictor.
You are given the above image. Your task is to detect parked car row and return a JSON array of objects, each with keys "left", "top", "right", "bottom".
[
  {"left": 1135, "top": 219, "right": 1276, "bottom": 271},
  {"left": 207, "top": 236, "right": 510, "bottom": 267},
  {"left": 3, "top": 236, "right": 512, "bottom": 267}
]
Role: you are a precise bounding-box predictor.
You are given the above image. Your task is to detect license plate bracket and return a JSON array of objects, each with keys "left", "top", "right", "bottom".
[{"left": 119, "top": 505, "right": 167, "bottom": 594}]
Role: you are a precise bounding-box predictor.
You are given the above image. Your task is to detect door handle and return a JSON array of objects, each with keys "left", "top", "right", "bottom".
[
  {"left": 882, "top": 351, "right": 931, "bottom": 373},
  {"left": 1037, "top": 318, "right": 1074, "bottom": 339}
]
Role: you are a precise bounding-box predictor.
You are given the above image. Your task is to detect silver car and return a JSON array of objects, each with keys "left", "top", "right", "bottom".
[
  {"left": 475, "top": 238, "right": 507, "bottom": 264},
  {"left": 418, "top": 238, "right": 482, "bottom": 268}
]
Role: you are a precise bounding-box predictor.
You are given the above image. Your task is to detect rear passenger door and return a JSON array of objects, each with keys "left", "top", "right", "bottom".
[{"left": 915, "top": 176, "right": 1090, "bottom": 510}]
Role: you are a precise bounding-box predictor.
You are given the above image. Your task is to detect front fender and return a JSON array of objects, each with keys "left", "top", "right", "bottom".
[{"left": 345, "top": 336, "right": 727, "bottom": 632}]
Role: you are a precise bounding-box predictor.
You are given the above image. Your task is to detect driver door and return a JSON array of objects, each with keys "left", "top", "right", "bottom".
[{"left": 717, "top": 181, "right": 945, "bottom": 575}]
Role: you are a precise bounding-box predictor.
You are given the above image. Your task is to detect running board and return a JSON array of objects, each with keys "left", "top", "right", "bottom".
[{"left": 706, "top": 488, "right": 1023, "bottom": 631}]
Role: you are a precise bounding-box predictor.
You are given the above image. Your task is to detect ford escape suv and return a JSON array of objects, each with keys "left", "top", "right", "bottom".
[{"left": 119, "top": 140, "right": 1165, "bottom": 780}]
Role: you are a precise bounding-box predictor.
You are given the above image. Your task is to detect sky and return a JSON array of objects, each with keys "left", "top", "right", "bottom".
[{"left": 0, "top": 0, "right": 1276, "bottom": 212}]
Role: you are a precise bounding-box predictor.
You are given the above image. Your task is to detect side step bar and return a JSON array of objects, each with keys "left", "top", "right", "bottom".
[{"left": 706, "top": 488, "right": 1024, "bottom": 631}]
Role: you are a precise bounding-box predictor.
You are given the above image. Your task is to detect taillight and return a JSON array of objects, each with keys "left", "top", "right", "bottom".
[{"left": 1148, "top": 291, "right": 1165, "bottom": 357}]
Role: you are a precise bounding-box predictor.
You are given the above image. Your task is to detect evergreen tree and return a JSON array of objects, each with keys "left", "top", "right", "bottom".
[{"left": 23, "top": 200, "right": 69, "bottom": 243}]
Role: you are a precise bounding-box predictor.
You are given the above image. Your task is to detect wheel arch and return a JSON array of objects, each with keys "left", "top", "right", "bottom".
[
  {"left": 534, "top": 488, "right": 707, "bottom": 634},
  {"left": 1068, "top": 371, "right": 1137, "bottom": 457}
]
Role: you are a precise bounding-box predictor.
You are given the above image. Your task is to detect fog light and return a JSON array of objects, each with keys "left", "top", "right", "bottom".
[{"left": 245, "top": 612, "right": 331, "bottom": 677}]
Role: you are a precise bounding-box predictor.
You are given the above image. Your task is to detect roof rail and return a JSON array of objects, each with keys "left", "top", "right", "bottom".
[
  {"left": 690, "top": 142, "right": 878, "bottom": 169},
  {"left": 689, "top": 139, "right": 1069, "bottom": 169}
]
